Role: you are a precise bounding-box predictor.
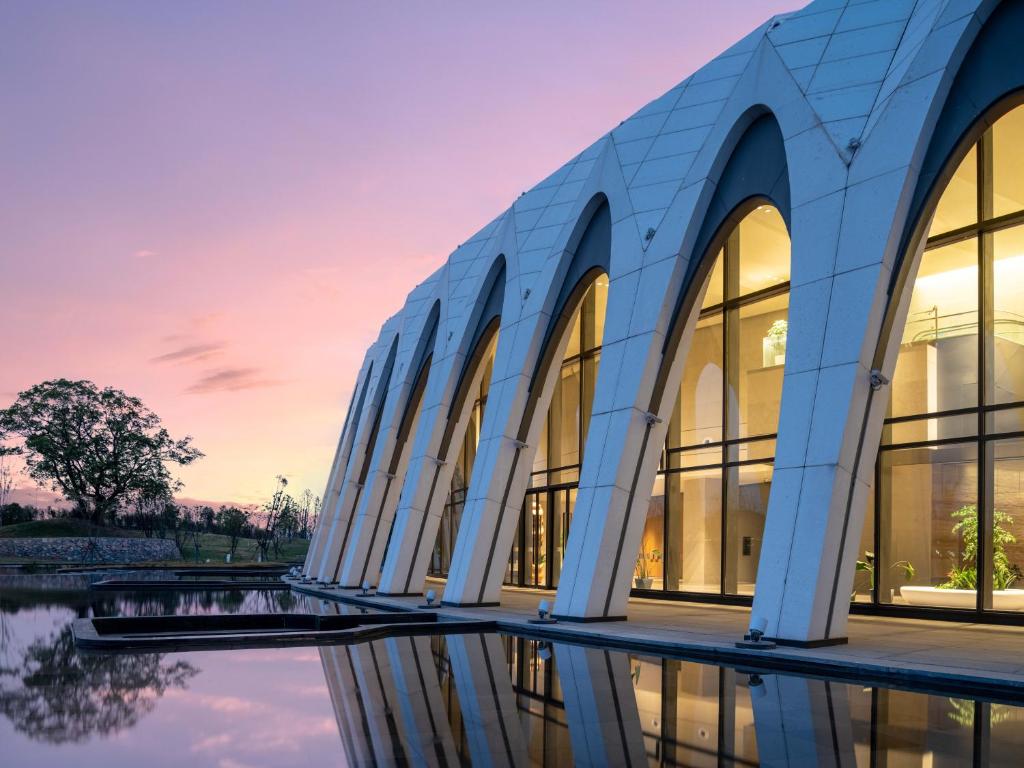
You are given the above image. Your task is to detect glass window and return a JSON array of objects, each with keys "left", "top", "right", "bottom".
[
  {"left": 724, "top": 462, "right": 771, "bottom": 595},
  {"left": 990, "top": 439, "right": 1024, "bottom": 611},
  {"left": 993, "top": 104, "right": 1024, "bottom": 218},
  {"left": 891, "top": 238, "right": 978, "bottom": 418},
  {"left": 663, "top": 468, "right": 722, "bottom": 593},
  {"left": 430, "top": 330, "right": 498, "bottom": 577},
  {"left": 992, "top": 225, "right": 1024, "bottom": 404},
  {"left": 736, "top": 205, "right": 789, "bottom": 294},
  {"left": 646, "top": 203, "right": 789, "bottom": 598},
  {"left": 878, "top": 443, "right": 977, "bottom": 607},
  {"left": 735, "top": 294, "right": 788, "bottom": 440},
  {"left": 701, "top": 249, "right": 725, "bottom": 309},
  {"left": 675, "top": 313, "right": 724, "bottom": 448},
  {"left": 930, "top": 144, "right": 977, "bottom": 236}
]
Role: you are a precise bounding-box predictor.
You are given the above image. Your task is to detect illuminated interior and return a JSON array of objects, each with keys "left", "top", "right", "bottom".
[
  {"left": 638, "top": 204, "right": 791, "bottom": 596},
  {"left": 429, "top": 331, "right": 498, "bottom": 577},
  {"left": 854, "top": 103, "right": 1024, "bottom": 612},
  {"left": 504, "top": 274, "right": 608, "bottom": 588}
]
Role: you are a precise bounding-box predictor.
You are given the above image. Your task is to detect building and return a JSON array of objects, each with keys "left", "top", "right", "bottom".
[{"left": 304, "top": 0, "right": 1024, "bottom": 645}]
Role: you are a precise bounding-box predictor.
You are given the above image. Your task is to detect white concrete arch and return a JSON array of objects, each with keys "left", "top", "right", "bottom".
[
  {"left": 753, "top": 0, "right": 1018, "bottom": 644},
  {"left": 328, "top": 276, "right": 446, "bottom": 586},
  {"left": 312, "top": 325, "right": 401, "bottom": 582},
  {"left": 376, "top": 226, "right": 521, "bottom": 595},
  {"left": 302, "top": 351, "right": 375, "bottom": 577},
  {"left": 441, "top": 170, "right": 630, "bottom": 605},
  {"left": 554, "top": 104, "right": 798, "bottom": 621}
]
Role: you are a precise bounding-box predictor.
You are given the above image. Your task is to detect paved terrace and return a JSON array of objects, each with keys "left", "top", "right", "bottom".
[{"left": 289, "top": 578, "right": 1024, "bottom": 701}]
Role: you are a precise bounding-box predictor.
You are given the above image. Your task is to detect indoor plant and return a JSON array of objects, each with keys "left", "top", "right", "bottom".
[{"left": 634, "top": 548, "right": 662, "bottom": 589}]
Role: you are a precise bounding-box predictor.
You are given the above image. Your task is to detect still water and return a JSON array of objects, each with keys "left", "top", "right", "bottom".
[{"left": 2, "top": 573, "right": 1023, "bottom": 766}]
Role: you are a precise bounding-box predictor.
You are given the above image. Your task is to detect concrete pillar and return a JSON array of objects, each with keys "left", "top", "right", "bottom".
[
  {"left": 335, "top": 355, "right": 430, "bottom": 588},
  {"left": 378, "top": 325, "right": 499, "bottom": 596},
  {"left": 319, "top": 645, "right": 379, "bottom": 766}
]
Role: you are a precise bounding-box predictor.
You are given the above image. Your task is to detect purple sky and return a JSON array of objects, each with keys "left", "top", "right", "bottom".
[{"left": 1, "top": 1, "right": 798, "bottom": 505}]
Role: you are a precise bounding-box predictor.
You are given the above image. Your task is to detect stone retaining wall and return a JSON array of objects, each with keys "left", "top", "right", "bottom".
[{"left": 0, "top": 537, "right": 180, "bottom": 563}]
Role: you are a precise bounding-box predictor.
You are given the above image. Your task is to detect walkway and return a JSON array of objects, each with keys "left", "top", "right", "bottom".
[{"left": 289, "top": 578, "right": 1024, "bottom": 700}]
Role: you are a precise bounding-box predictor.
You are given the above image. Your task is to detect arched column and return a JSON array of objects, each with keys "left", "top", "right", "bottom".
[
  {"left": 752, "top": 0, "right": 1019, "bottom": 644},
  {"left": 314, "top": 329, "right": 400, "bottom": 583},
  {"left": 441, "top": 154, "right": 621, "bottom": 606},
  {"left": 377, "top": 246, "right": 511, "bottom": 596},
  {"left": 320, "top": 286, "right": 441, "bottom": 586},
  {"left": 303, "top": 356, "right": 374, "bottom": 578},
  {"left": 554, "top": 82, "right": 809, "bottom": 620}
]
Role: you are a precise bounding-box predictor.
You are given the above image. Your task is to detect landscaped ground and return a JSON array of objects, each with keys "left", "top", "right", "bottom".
[{"left": 0, "top": 518, "right": 309, "bottom": 565}]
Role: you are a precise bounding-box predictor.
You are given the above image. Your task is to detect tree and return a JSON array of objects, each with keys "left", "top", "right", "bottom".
[
  {"left": 0, "top": 625, "right": 197, "bottom": 744},
  {"left": 0, "top": 379, "right": 202, "bottom": 525},
  {"left": 253, "top": 475, "right": 289, "bottom": 561},
  {"left": 217, "top": 506, "right": 248, "bottom": 559}
]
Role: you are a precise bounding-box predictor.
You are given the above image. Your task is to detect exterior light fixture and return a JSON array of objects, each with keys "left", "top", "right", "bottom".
[
  {"left": 419, "top": 589, "right": 437, "bottom": 609},
  {"left": 869, "top": 369, "right": 890, "bottom": 391},
  {"left": 529, "top": 599, "right": 558, "bottom": 624},
  {"left": 361, "top": 580, "right": 371, "bottom": 596},
  {"left": 736, "top": 616, "right": 776, "bottom": 650}
]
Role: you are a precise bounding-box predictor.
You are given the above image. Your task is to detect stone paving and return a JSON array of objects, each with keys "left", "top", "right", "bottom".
[{"left": 290, "top": 578, "right": 1024, "bottom": 699}]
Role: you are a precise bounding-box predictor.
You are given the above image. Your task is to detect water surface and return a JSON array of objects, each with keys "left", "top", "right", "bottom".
[{"left": 2, "top": 573, "right": 1022, "bottom": 766}]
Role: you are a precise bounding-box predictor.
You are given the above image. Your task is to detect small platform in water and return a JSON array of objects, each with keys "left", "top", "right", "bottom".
[
  {"left": 88, "top": 579, "right": 290, "bottom": 591},
  {"left": 72, "top": 611, "right": 494, "bottom": 651}
]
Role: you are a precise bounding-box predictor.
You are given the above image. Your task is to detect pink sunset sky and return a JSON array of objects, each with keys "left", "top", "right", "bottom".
[{"left": 1, "top": 1, "right": 797, "bottom": 507}]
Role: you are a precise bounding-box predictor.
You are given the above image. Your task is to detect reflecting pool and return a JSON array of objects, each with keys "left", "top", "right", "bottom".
[{"left": 2, "top": 574, "right": 1024, "bottom": 766}]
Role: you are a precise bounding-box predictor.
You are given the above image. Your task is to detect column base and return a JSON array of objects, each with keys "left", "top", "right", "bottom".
[
  {"left": 440, "top": 600, "right": 500, "bottom": 608},
  {"left": 551, "top": 614, "right": 628, "bottom": 623},
  {"left": 375, "top": 591, "right": 422, "bottom": 597},
  {"left": 769, "top": 636, "right": 848, "bottom": 648}
]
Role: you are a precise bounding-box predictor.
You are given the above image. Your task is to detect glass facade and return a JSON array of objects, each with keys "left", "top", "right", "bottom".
[
  {"left": 859, "top": 103, "right": 1024, "bottom": 615},
  {"left": 429, "top": 331, "right": 497, "bottom": 577},
  {"left": 505, "top": 275, "right": 608, "bottom": 588},
  {"left": 639, "top": 204, "right": 791, "bottom": 597}
]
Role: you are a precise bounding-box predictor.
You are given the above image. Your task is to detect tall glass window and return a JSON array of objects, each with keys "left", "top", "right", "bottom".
[
  {"left": 866, "top": 103, "right": 1024, "bottom": 615},
  {"left": 640, "top": 204, "right": 790, "bottom": 597},
  {"left": 430, "top": 332, "right": 497, "bottom": 577},
  {"left": 505, "top": 275, "right": 608, "bottom": 588}
]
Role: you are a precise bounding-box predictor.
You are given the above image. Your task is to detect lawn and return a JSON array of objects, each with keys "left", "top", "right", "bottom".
[{"left": 0, "top": 517, "right": 309, "bottom": 565}]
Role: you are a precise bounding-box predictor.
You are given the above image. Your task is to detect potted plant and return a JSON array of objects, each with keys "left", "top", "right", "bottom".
[
  {"left": 852, "top": 551, "right": 914, "bottom": 600},
  {"left": 901, "top": 504, "right": 1024, "bottom": 609},
  {"left": 761, "top": 319, "right": 788, "bottom": 367},
  {"left": 634, "top": 548, "right": 661, "bottom": 589}
]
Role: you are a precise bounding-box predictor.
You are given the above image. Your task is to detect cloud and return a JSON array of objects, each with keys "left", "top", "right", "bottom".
[
  {"left": 150, "top": 342, "right": 225, "bottom": 364},
  {"left": 186, "top": 367, "right": 282, "bottom": 394},
  {"left": 133, "top": 249, "right": 158, "bottom": 258}
]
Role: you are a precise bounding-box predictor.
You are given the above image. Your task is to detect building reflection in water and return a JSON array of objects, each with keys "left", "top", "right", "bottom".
[{"left": 319, "top": 632, "right": 1024, "bottom": 767}]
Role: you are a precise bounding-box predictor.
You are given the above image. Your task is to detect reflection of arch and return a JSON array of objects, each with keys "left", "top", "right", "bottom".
[
  {"left": 377, "top": 255, "right": 507, "bottom": 595},
  {"left": 316, "top": 332, "right": 400, "bottom": 583}
]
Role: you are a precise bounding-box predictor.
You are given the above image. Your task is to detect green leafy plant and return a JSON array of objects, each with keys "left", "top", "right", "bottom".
[
  {"left": 853, "top": 552, "right": 914, "bottom": 594},
  {"left": 635, "top": 548, "right": 662, "bottom": 580},
  {"left": 766, "top": 319, "right": 788, "bottom": 343},
  {"left": 938, "top": 504, "right": 1017, "bottom": 591}
]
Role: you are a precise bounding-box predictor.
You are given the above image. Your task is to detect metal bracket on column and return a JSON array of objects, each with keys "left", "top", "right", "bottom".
[
  {"left": 869, "top": 369, "right": 889, "bottom": 391},
  {"left": 429, "top": 456, "right": 446, "bottom": 467},
  {"left": 509, "top": 437, "right": 528, "bottom": 450},
  {"left": 642, "top": 411, "right": 663, "bottom": 426}
]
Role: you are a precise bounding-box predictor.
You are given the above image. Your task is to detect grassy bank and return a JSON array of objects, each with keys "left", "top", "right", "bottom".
[{"left": 0, "top": 518, "right": 309, "bottom": 565}]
